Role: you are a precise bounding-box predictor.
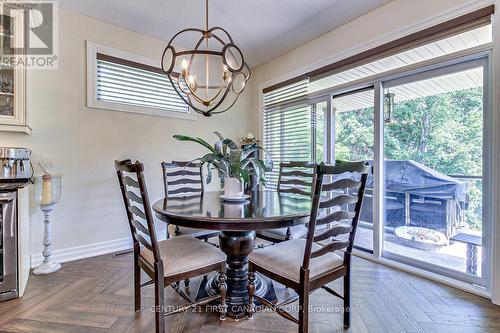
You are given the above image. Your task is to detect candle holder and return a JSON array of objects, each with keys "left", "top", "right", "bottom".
[{"left": 33, "top": 173, "right": 62, "bottom": 275}]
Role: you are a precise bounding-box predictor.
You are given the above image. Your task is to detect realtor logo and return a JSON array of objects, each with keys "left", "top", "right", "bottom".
[{"left": 0, "top": 0, "right": 58, "bottom": 68}]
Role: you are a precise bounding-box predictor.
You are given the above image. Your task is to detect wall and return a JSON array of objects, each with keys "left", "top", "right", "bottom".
[
  {"left": 249, "top": 0, "right": 499, "bottom": 304},
  {"left": 0, "top": 9, "right": 254, "bottom": 262}
]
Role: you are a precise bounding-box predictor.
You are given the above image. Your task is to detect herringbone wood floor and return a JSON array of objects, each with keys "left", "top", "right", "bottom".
[{"left": 0, "top": 252, "right": 499, "bottom": 333}]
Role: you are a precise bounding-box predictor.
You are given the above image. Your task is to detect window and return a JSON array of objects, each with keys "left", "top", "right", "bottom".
[
  {"left": 262, "top": 10, "right": 493, "bottom": 290},
  {"left": 87, "top": 42, "right": 193, "bottom": 119},
  {"left": 263, "top": 80, "right": 326, "bottom": 188}
]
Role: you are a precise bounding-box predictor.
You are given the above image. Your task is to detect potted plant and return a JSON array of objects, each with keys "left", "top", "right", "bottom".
[{"left": 173, "top": 132, "right": 273, "bottom": 198}]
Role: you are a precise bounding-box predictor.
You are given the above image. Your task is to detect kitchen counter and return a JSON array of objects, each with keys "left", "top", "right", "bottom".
[{"left": 0, "top": 180, "right": 30, "bottom": 191}]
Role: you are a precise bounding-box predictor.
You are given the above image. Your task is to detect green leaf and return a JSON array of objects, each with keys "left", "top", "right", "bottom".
[
  {"left": 240, "top": 169, "right": 250, "bottom": 185},
  {"left": 206, "top": 164, "right": 212, "bottom": 184},
  {"left": 173, "top": 135, "right": 216, "bottom": 154},
  {"left": 222, "top": 138, "right": 238, "bottom": 150},
  {"left": 213, "top": 131, "right": 224, "bottom": 141},
  {"left": 241, "top": 144, "right": 260, "bottom": 161}
]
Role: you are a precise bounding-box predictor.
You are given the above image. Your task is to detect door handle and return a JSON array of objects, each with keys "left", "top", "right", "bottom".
[
  {"left": 0, "top": 193, "right": 16, "bottom": 238},
  {"left": 9, "top": 203, "right": 15, "bottom": 238},
  {"left": 0, "top": 192, "right": 16, "bottom": 201}
]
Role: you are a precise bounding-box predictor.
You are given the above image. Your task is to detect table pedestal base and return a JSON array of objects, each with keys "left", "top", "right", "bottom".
[
  {"left": 195, "top": 230, "right": 277, "bottom": 319},
  {"left": 196, "top": 272, "right": 277, "bottom": 319}
]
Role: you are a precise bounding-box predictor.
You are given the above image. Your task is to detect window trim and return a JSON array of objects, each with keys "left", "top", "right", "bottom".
[{"left": 86, "top": 41, "right": 195, "bottom": 120}]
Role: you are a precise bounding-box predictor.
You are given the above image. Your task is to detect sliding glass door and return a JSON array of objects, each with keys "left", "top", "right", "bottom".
[
  {"left": 313, "top": 56, "right": 490, "bottom": 286},
  {"left": 263, "top": 50, "right": 491, "bottom": 289},
  {"left": 381, "top": 59, "right": 489, "bottom": 285}
]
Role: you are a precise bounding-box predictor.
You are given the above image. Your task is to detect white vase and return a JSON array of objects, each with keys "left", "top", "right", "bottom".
[{"left": 224, "top": 177, "right": 244, "bottom": 197}]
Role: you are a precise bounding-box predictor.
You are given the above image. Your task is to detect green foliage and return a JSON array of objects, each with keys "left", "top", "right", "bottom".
[
  {"left": 335, "top": 87, "right": 483, "bottom": 230},
  {"left": 173, "top": 132, "right": 273, "bottom": 188}
]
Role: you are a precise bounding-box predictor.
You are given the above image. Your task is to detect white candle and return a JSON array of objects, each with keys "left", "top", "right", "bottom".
[{"left": 41, "top": 174, "right": 52, "bottom": 205}]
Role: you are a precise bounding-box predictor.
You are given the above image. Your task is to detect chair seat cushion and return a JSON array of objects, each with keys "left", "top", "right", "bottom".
[
  {"left": 248, "top": 239, "right": 343, "bottom": 283},
  {"left": 140, "top": 235, "right": 225, "bottom": 277},
  {"left": 256, "top": 225, "right": 308, "bottom": 241}
]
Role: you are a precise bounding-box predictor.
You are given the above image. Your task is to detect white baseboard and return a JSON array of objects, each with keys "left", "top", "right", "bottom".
[{"left": 30, "top": 237, "right": 133, "bottom": 268}]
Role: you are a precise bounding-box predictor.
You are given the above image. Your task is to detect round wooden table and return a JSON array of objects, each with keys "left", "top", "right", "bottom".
[{"left": 153, "top": 190, "right": 311, "bottom": 318}]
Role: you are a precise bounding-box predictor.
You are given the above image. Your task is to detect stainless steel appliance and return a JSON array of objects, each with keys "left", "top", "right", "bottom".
[
  {"left": 0, "top": 147, "right": 31, "bottom": 181},
  {"left": 0, "top": 191, "right": 17, "bottom": 301}
]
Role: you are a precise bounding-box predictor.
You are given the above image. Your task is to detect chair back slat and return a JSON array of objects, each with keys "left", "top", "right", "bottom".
[
  {"left": 316, "top": 210, "right": 355, "bottom": 226},
  {"left": 280, "top": 170, "right": 313, "bottom": 178},
  {"left": 123, "top": 176, "right": 139, "bottom": 188},
  {"left": 319, "top": 194, "right": 358, "bottom": 209},
  {"left": 131, "top": 219, "right": 150, "bottom": 235},
  {"left": 311, "top": 240, "right": 350, "bottom": 258},
  {"left": 134, "top": 232, "right": 154, "bottom": 252},
  {"left": 129, "top": 205, "right": 147, "bottom": 220},
  {"left": 322, "top": 179, "right": 361, "bottom": 191},
  {"left": 168, "top": 178, "right": 202, "bottom": 186},
  {"left": 279, "top": 188, "right": 312, "bottom": 196},
  {"left": 115, "top": 159, "right": 161, "bottom": 263},
  {"left": 166, "top": 169, "right": 201, "bottom": 177},
  {"left": 280, "top": 179, "right": 312, "bottom": 187},
  {"left": 277, "top": 162, "right": 316, "bottom": 197},
  {"left": 161, "top": 161, "right": 204, "bottom": 198},
  {"left": 313, "top": 225, "right": 352, "bottom": 242},
  {"left": 126, "top": 191, "right": 143, "bottom": 205},
  {"left": 168, "top": 187, "right": 202, "bottom": 196},
  {"left": 302, "top": 160, "right": 370, "bottom": 272}
]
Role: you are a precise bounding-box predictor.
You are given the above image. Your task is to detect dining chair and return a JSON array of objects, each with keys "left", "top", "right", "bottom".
[
  {"left": 115, "top": 159, "right": 227, "bottom": 333},
  {"left": 256, "top": 161, "right": 316, "bottom": 243},
  {"left": 161, "top": 161, "right": 220, "bottom": 239},
  {"left": 247, "top": 160, "right": 370, "bottom": 333},
  {"left": 162, "top": 161, "right": 221, "bottom": 291}
]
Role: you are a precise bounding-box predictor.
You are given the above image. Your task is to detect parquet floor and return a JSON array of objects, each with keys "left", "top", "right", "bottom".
[{"left": 0, "top": 252, "right": 499, "bottom": 333}]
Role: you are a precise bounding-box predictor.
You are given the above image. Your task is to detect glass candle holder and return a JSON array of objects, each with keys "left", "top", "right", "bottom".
[{"left": 33, "top": 173, "right": 62, "bottom": 206}]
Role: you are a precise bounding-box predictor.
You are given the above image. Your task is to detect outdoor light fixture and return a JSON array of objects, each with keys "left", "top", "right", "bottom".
[
  {"left": 161, "top": 0, "right": 251, "bottom": 117},
  {"left": 384, "top": 92, "right": 396, "bottom": 124}
]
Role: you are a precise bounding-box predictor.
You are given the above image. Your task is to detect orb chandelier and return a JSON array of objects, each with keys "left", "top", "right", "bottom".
[{"left": 161, "top": 0, "right": 251, "bottom": 117}]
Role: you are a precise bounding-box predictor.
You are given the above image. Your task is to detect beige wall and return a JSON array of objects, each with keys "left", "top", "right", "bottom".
[
  {"left": 248, "top": 0, "right": 500, "bottom": 304},
  {"left": 0, "top": 9, "right": 254, "bottom": 258}
]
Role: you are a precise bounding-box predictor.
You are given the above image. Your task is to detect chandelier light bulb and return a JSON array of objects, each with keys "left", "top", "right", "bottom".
[
  {"left": 181, "top": 59, "right": 189, "bottom": 78},
  {"left": 188, "top": 75, "right": 195, "bottom": 86}
]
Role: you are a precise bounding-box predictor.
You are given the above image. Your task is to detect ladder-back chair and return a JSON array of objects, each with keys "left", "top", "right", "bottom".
[
  {"left": 248, "top": 160, "right": 370, "bottom": 333},
  {"left": 115, "top": 159, "right": 227, "bottom": 333},
  {"left": 256, "top": 161, "right": 316, "bottom": 243}
]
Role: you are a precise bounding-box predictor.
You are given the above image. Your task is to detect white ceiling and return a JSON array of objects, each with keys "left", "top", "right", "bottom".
[{"left": 59, "top": 0, "right": 393, "bottom": 67}]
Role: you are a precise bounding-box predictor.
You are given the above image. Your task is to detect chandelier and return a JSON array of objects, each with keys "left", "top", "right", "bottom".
[{"left": 161, "top": 0, "right": 251, "bottom": 117}]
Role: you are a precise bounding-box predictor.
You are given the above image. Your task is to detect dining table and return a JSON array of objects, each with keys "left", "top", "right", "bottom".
[{"left": 153, "top": 190, "right": 311, "bottom": 319}]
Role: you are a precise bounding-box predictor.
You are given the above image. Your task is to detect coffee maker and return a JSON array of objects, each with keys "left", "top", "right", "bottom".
[{"left": 0, "top": 147, "right": 31, "bottom": 181}]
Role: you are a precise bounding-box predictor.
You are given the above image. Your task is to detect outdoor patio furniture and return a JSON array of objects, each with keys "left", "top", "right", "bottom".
[
  {"left": 450, "top": 232, "right": 482, "bottom": 275},
  {"left": 356, "top": 160, "right": 467, "bottom": 237}
]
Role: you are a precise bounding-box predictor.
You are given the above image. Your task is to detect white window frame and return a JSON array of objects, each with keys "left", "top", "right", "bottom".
[
  {"left": 261, "top": 47, "right": 493, "bottom": 297},
  {"left": 86, "top": 41, "right": 195, "bottom": 120}
]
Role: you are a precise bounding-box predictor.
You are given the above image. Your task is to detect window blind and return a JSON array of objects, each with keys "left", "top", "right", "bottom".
[
  {"left": 263, "top": 80, "right": 313, "bottom": 188},
  {"left": 96, "top": 54, "right": 189, "bottom": 113}
]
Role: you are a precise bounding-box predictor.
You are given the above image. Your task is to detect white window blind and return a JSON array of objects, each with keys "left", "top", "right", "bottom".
[
  {"left": 95, "top": 53, "right": 189, "bottom": 114},
  {"left": 263, "top": 80, "right": 314, "bottom": 188}
]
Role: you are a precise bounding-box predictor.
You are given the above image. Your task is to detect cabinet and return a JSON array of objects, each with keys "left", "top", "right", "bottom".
[{"left": 0, "top": 6, "right": 28, "bottom": 134}]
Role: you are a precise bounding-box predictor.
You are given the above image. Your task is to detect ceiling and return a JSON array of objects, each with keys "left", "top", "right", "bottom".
[{"left": 59, "top": 0, "right": 393, "bottom": 67}]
